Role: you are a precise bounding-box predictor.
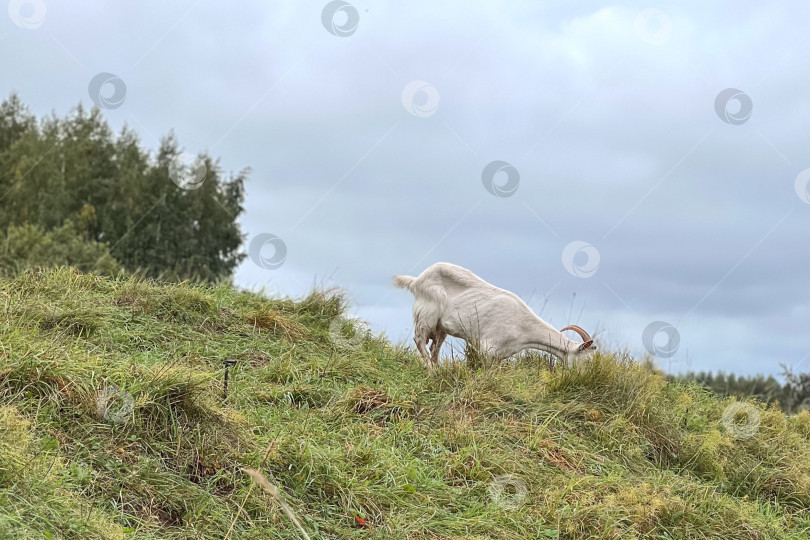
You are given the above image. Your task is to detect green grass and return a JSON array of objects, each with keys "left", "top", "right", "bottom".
[{"left": 1, "top": 267, "right": 810, "bottom": 539}]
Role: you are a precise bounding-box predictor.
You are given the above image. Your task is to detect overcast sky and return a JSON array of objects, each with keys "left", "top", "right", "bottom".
[{"left": 3, "top": 1, "right": 808, "bottom": 377}]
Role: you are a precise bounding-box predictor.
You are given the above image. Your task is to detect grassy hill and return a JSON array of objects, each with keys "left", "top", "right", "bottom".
[{"left": 1, "top": 267, "right": 810, "bottom": 539}]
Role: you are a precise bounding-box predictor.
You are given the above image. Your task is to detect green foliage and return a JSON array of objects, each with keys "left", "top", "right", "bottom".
[
  {"left": 0, "top": 221, "right": 121, "bottom": 277},
  {"left": 2, "top": 268, "right": 810, "bottom": 539},
  {"left": 0, "top": 93, "right": 246, "bottom": 281},
  {"left": 672, "top": 369, "right": 808, "bottom": 415}
]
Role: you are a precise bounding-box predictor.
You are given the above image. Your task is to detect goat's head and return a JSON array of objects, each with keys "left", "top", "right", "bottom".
[{"left": 561, "top": 325, "right": 597, "bottom": 358}]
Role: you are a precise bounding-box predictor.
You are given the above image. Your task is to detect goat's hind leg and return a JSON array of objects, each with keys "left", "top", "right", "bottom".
[
  {"left": 413, "top": 326, "right": 431, "bottom": 366},
  {"left": 428, "top": 328, "right": 447, "bottom": 368}
]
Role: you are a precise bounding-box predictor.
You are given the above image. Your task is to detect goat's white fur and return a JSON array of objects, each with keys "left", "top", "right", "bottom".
[{"left": 394, "top": 262, "right": 596, "bottom": 368}]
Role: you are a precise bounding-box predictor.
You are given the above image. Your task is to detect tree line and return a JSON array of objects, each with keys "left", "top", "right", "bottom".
[
  {"left": 0, "top": 93, "right": 247, "bottom": 282},
  {"left": 671, "top": 367, "right": 810, "bottom": 415}
]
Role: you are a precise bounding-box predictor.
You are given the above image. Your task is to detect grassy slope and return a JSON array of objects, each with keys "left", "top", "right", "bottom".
[{"left": 1, "top": 267, "right": 810, "bottom": 539}]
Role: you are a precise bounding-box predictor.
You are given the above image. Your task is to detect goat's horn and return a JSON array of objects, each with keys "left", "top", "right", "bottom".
[{"left": 561, "top": 324, "right": 592, "bottom": 343}]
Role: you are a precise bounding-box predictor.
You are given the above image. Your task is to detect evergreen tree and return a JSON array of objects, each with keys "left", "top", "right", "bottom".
[{"left": 0, "top": 93, "right": 247, "bottom": 281}]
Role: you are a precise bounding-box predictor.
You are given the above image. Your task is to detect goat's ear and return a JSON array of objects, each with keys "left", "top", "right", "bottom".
[{"left": 577, "top": 340, "right": 594, "bottom": 352}]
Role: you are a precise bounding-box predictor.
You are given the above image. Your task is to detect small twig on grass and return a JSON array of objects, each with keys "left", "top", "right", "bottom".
[
  {"left": 224, "top": 434, "right": 311, "bottom": 540},
  {"left": 223, "top": 359, "right": 236, "bottom": 400},
  {"left": 241, "top": 467, "right": 311, "bottom": 540}
]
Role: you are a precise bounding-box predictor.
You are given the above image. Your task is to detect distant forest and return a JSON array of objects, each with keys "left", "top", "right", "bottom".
[
  {"left": 0, "top": 93, "right": 248, "bottom": 282},
  {"left": 671, "top": 368, "right": 810, "bottom": 415}
]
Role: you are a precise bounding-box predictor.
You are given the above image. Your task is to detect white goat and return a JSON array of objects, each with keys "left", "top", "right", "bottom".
[{"left": 393, "top": 262, "right": 596, "bottom": 368}]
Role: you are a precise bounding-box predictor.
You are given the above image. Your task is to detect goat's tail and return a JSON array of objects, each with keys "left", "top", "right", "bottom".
[{"left": 392, "top": 275, "right": 416, "bottom": 291}]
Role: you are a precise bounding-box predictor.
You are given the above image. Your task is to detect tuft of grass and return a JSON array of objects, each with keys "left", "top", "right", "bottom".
[
  {"left": 1, "top": 267, "right": 810, "bottom": 538},
  {"left": 245, "top": 304, "right": 309, "bottom": 342},
  {"left": 340, "top": 385, "right": 417, "bottom": 424}
]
